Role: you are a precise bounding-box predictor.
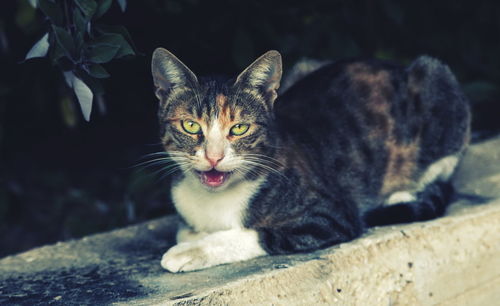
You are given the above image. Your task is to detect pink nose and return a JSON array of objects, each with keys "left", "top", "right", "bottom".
[{"left": 205, "top": 153, "right": 224, "bottom": 167}]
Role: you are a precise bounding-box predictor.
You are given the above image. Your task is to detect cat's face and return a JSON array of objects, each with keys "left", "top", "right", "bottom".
[{"left": 152, "top": 49, "right": 282, "bottom": 190}]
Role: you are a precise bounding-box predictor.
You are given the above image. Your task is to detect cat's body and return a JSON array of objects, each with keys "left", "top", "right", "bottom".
[{"left": 151, "top": 49, "right": 470, "bottom": 272}]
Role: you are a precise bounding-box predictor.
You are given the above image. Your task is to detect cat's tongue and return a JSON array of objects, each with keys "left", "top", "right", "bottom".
[{"left": 201, "top": 169, "right": 227, "bottom": 187}]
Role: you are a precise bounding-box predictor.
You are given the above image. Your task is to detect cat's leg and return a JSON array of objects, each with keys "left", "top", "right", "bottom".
[
  {"left": 176, "top": 222, "right": 209, "bottom": 243},
  {"left": 254, "top": 206, "right": 364, "bottom": 255},
  {"left": 161, "top": 228, "right": 266, "bottom": 272}
]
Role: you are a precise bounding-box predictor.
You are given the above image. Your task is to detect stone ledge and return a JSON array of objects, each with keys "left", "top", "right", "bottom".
[{"left": 1, "top": 137, "right": 499, "bottom": 305}]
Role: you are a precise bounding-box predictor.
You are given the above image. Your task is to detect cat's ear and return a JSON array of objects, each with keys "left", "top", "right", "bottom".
[
  {"left": 235, "top": 50, "right": 282, "bottom": 106},
  {"left": 151, "top": 48, "right": 198, "bottom": 100}
]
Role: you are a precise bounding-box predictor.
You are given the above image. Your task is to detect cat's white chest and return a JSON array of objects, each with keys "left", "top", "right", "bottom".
[{"left": 171, "top": 176, "right": 264, "bottom": 233}]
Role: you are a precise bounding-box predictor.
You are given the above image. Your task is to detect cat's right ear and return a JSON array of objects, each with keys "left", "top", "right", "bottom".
[
  {"left": 235, "top": 50, "right": 282, "bottom": 107},
  {"left": 151, "top": 48, "right": 198, "bottom": 100}
]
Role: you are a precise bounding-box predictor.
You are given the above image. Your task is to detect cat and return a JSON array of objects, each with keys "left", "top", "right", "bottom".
[{"left": 150, "top": 48, "right": 470, "bottom": 272}]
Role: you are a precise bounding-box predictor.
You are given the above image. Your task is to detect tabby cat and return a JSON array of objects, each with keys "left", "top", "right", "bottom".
[{"left": 151, "top": 48, "right": 470, "bottom": 272}]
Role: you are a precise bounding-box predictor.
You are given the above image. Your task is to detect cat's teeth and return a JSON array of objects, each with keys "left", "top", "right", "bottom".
[{"left": 200, "top": 169, "right": 229, "bottom": 187}]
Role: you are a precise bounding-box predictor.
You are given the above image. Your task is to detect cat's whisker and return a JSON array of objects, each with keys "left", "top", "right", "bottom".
[
  {"left": 148, "top": 163, "right": 184, "bottom": 177},
  {"left": 240, "top": 158, "right": 280, "bottom": 170},
  {"left": 154, "top": 160, "right": 194, "bottom": 181},
  {"left": 242, "top": 156, "right": 283, "bottom": 169},
  {"left": 242, "top": 156, "right": 283, "bottom": 170},
  {"left": 166, "top": 154, "right": 190, "bottom": 159},
  {"left": 140, "top": 151, "right": 170, "bottom": 159},
  {"left": 242, "top": 153, "right": 283, "bottom": 164},
  {"left": 167, "top": 153, "right": 196, "bottom": 162},
  {"left": 132, "top": 157, "right": 176, "bottom": 169},
  {"left": 131, "top": 150, "right": 193, "bottom": 181},
  {"left": 242, "top": 163, "right": 282, "bottom": 177},
  {"left": 157, "top": 165, "right": 188, "bottom": 182},
  {"left": 240, "top": 160, "right": 286, "bottom": 180},
  {"left": 235, "top": 166, "right": 263, "bottom": 179},
  {"left": 135, "top": 150, "right": 190, "bottom": 165},
  {"left": 166, "top": 151, "right": 189, "bottom": 155}
]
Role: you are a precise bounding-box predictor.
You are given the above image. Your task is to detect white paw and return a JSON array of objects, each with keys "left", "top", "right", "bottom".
[
  {"left": 161, "top": 229, "right": 267, "bottom": 273},
  {"left": 161, "top": 241, "right": 210, "bottom": 273}
]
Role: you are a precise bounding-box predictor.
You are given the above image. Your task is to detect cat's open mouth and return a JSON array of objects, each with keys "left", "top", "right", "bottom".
[{"left": 197, "top": 169, "right": 231, "bottom": 188}]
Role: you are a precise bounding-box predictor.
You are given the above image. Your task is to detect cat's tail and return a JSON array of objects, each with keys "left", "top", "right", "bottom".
[
  {"left": 363, "top": 181, "right": 492, "bottom": 227},
  {"left": 363, "top": 181, "right": 453, "bottom": 226}
]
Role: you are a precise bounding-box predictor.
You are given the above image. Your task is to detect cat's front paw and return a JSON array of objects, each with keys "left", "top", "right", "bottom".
[
  {"left": 161, "top": 242, "right": 210, "bottom": 273},
  {"left": 161, "top": 229, "right": 266, "bottom": 273}
]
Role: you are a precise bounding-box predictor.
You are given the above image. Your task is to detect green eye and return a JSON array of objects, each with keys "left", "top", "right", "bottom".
[
  {"left": 230, "top": 123, "right": 250, "bottom": 136},
  {"left": 181, "top": 120, "right": 202, "bottom": 134}
]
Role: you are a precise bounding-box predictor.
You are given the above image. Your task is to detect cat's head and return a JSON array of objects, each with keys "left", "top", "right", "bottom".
[{"left": 151, "top": 48, "right": 282, "bottom": 190}]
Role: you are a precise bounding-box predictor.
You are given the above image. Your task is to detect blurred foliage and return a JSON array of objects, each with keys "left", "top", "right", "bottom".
[
  {"left": 24, "top": 0, "right": 136, "bottom": 121},
  {"left": 0, "top": 0, "right": 500, "bottom": 257}
]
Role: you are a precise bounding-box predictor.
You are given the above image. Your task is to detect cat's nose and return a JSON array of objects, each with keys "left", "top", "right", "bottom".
[{"left": 205, "top": 152, "right": 224, "bottom": 167}]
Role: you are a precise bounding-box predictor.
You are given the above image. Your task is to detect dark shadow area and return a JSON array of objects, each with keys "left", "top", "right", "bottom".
[
  {"left": 1, "top": 0, "right": 500, "bottom": 257},
  {"left": 0, "top": 217, "right": 177, "bottom": 304},
  {"left": 0, "top": 264, "right": 154, "bottom": 305}
]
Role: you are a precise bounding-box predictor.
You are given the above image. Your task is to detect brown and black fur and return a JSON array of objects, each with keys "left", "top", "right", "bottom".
[
  {"left": 245, "top": 56, "right": 470, "bottom": 254},
  {"left": 152, "top": 50, "right": 470, "bottom": 256}
]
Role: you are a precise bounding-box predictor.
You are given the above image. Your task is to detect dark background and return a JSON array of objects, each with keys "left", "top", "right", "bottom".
[{"left": 1, "top": 0, "right": 499, "bottom": 257}]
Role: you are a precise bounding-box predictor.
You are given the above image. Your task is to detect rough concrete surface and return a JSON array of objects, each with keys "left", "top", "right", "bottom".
[{"left": 1, "top": 136, "right": 499, "bottom": 305}]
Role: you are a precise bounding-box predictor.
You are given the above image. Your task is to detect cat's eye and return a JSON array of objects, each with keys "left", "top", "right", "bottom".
[
  {"left": 230, "top": 123, "right": 250, "bottom": 136},
  {"left": 181, "top": 120, "right": 202, "bottom": 134}
]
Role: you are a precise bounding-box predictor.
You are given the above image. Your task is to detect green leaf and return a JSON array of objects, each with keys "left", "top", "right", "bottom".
[
  {"left": 86, "top": 43, "right": 120, "bottom": 63},
  {"left": 117, "top": 0, "right": 127, "bottom": 12},
  {"left": 114, "top": 39, "right": 134, "bottom": 58},
  {"left": 50, "top": 44, "right": 65, "bottom": 64},
  {"left": 38, "top": 0, "right": 63, "bottom": 26},
  {"left": 63, "top": 70, "right": 94, "bottom": 121},
  {"left": 49, "top": 31, "right": 66, "bottom": 64},
  {"left": 74, "top": 32, "right": 85, "bottom": 54},
  {"left": 25, "top": 33, "right": 49, "bottom": 60},
  {"left": 73, "top": 7, "right": 87, "bottom": 34},
  {"left": 72, "top": 75, "right": 93, "bottom": 121},
  {"left": 63, "top": 71, "right": 75, "bottom": 88},
  {"left": 95, "top": 24, "right": 139, "bottom": 54},
  {"left": 89, "top": 33, "right": 135, "bottom": 59},
  {"left": 74, "top": 0, "right": 97, "bottom": 18},
  {"left": 85, "top": 64, "right": 110, "bottom": 78},
  {"left": 95, "top": 0, "right": 113, "bottom": 18},
  {"left": 52, "top": 25, "right": 75, "bottom": 59}
]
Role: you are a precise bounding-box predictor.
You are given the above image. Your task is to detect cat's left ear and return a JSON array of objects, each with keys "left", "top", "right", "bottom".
[{"left": 235, "top": 50, "right": 282, "bottom": 106}]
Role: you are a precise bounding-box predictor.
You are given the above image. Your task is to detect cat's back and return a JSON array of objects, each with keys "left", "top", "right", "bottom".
[
  {"left": 275, "top": 57, "right": 408, "bottom": 128},
  {"left": 274, "top": 56, "right": 470, "bottom": 203},
  {"left": 276, "top": 56, "right": 468, "bottom": 139}
]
